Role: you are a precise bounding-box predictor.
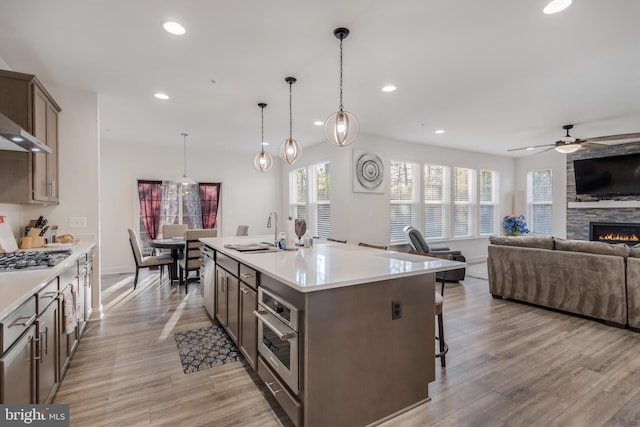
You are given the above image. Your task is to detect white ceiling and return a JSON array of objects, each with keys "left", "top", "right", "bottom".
[{"left": 1, "top": 0, "right": 639, "bottom": 157}]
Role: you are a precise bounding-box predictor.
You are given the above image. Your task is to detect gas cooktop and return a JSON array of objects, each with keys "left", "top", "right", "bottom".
[{"left": 0, "top": 249, "right": 72, "bottom": 272}]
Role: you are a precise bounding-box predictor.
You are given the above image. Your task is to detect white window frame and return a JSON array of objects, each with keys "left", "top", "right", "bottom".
[
  {"left": 389, "top": 160, "right": 419, "bottom": 244},
  {"left": 452, "top": 167, "right": 476, "bottom": 238},
  {"left": 423, "top": 164, "right": 449, "bottom": 240},
  {"left": 527, "top": 169, "right": 553, "bottom": 234},
  {"left": 289, "top": 162, "right": 331, "bottom": 239},
  {"left": 478, "top": 170, "right": 499, "bottom": 236}
]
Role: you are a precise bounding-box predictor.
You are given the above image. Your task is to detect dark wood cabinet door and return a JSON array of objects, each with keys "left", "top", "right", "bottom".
[
  {"left": 226, "top": 275, "right": 239, "bottom": 344},
  {"left": 239, "top": 284, "right": 257, "bottom": 369},
  {"left": 37, "top": 300, "right": 59, "bottom": 403},
  {"left": 215, "top": 266, "right": 227, "bottom": 327},
  {"left": 0, "top": 325, "right": 36, "bottom": 403}
]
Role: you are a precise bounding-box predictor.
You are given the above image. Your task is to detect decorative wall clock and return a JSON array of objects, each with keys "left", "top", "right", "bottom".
[{"left": 353, "top": 150, "right": 384, "bottom": 193}]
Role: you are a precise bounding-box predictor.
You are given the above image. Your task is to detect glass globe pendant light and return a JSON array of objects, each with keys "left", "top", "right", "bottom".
[
  {"left": 325, "top": 27, "right": 359, "bottom": 147},
  {"left": 252, "top": 103, "right": 273, "bottom": 172},
  {"left": 280, "top": 77, "right": 302, "bottom": 165},
  {"left": 176, "top": 132, "right": 197, "bottom": 186}
]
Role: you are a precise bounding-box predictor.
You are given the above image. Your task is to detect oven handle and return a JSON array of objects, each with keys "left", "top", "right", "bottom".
[{"left": 254, "top": 310, "right": 297, "bottom": 341}]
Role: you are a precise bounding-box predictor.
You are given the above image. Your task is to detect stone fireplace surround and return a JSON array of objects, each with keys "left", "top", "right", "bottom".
[{"left": 566, "top": 141, "right": 640, "bottom": 240}]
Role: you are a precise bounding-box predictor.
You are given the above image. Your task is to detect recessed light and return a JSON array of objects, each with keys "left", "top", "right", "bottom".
[
  {"left": 11, "top": 136, "right": 24, "bottom": 142},
  {"left": 31, "top": 148, "right": 40, "bottom": 152},
  {"left": 163, "top": 21, "right": 186, "bottom": 35},
  {"left": 154, "top": 92, "right": 170, "bottom": 100},
  {"left": 434, "top": 129, "right": 445, "bottom": 134},
  {"left": 543, "top": 0, "right": 572, "bottom": 14},
  {"left": 313, "top": 121, "right": 324, "bottom": 126},
  {"left": 382, "top": 85, "right": 396, "bottom": 92}
]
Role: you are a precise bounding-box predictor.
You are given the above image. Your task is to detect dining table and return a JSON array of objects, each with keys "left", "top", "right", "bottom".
[{"left": 150, "top": 237, "right": 185, "bottom": 281}]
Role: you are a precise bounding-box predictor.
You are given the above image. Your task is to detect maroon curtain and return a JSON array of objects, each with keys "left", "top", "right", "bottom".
[
  {"left": 137, "top": 180, "right": 163, "bottom": 240},
  {"left": 199, "top": 183, "right": 221, "bottom": 229}
]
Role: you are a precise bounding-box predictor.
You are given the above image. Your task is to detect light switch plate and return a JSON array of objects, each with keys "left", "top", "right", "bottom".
[{"left": 69, "top": 217, "right": 87, "bottom": 228}]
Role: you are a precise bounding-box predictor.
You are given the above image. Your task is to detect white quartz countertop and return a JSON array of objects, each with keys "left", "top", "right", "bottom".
[
  {"left": 0, "top": 241, "right": 95, "bottom": 319},
  {"left": 201, "top": 235, "right": 465, "bottom": 293}
]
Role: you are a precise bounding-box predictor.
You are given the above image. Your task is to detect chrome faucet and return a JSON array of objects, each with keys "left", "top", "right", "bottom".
[{"left": 267, "top": 211, "right": 278, "bottom": 246}]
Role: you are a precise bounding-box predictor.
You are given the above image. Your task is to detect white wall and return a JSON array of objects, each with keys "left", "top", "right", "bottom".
[
  {"left": 514, "top": 150, "right": 567, "bottom": 238},
  {"left": 282, "top": 134, "right": 516, "bottom": 263},
  {"left": 101, "top": 142, "right": 282, "bottom": 274}
]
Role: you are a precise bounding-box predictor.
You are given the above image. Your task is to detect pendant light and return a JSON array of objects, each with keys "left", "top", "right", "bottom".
[
  {"left": 176, "top": 132, "right": 197, "bottom": 186},
  {"left": 252, "top": 103, "right": 273, "bottom": 172},
  {"left": 325, "top": 27, "right": 359, "bottom": 147},
  {"left": 280, "top": 76, "right": 302, "bottom": 165}
]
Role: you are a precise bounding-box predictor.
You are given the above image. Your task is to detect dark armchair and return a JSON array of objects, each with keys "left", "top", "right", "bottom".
[{"left": 403, "top": 226, "right": 466, "bottom": 281}]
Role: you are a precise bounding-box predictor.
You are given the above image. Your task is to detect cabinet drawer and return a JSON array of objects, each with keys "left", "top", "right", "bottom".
[
  {"left": 37, "top": 278, "right": 59, "bottom": 314},
  {"left": 1, "top": 296, "right": 37, "bottom": 354},
  {"left": 257, "top": 357, "right": 301, "bottom": 427},
  {"left": 59, "top": 263, "right": 77, "bottom": 286},
  {"left": 216, "top": 252, "right": 238, "bottom": 276},
  {"left": 239, "top": 264, "right": 258, "bottom": 289}
]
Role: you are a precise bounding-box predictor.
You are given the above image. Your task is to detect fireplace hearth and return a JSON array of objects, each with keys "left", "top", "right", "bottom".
[{"left": 589, "top": 222, "right": 640, "bottom": 245}]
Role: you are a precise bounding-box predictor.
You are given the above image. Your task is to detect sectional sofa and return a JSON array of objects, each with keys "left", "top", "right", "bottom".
[{"left": 488, "top": 235, "right": 640, "bottom": 330}]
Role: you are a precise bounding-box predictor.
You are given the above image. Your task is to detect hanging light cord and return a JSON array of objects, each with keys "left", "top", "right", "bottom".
[
  {"left": 339, "top": 37, "right": 344, "bottom": 112},
  {"left": 261, "top": 106, "right": 265, "bottom": 153},
  {"left": 289, "top": 80, "right": 293, "bottom": 138},
  {"left": 181, "top": 132, "right": 188, "bottom": 177}
]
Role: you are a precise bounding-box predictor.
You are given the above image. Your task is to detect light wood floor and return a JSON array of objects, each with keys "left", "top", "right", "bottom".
[{"left": 55, "top": 271, "right": 640, "bottom": 426}]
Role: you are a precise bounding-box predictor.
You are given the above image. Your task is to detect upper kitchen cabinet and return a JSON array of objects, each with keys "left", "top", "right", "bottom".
[{"left": 0, "top": 70, "right": 61, "bottom": 205}]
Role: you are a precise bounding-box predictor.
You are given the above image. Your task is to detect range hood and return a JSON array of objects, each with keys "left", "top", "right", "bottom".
[{"left": 0, "top": 112, "right": 52, "bottom": 153}]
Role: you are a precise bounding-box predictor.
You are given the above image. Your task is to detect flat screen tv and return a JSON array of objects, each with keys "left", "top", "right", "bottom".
[{"left": 573, "top": 152, "right": 640, "bottom": 197}]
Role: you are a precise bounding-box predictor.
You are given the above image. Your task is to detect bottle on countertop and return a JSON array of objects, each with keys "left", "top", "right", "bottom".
[{"left": 278, "top": 232, "right": 286, "bottom": 250}]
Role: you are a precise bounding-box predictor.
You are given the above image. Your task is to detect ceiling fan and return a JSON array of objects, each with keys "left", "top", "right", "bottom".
[{"left": 508, "top": 124, "right": 640, "bottom": 154}]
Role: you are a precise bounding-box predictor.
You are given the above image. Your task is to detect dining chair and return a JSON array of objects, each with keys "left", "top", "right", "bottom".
[
  {"left": 358, "top": 242, "right": 388, "bottom": 250},
  {"left": 409, "top": 250, "right": 452, "bottom": 367},
  {"left": 327, "top": 237, "right": 347, "bottom": 244},
  {"left": 162, "top": 224, "right": 187, "bottom": 239},
  {"left": 179, "top": 228, "right": 217, "bottom": 292},
  {"left": 235, "top": 225, "right": 249, "bottom": 236},
  {"left": 128, "top": 229, "right": 174, "bottom": 289}
]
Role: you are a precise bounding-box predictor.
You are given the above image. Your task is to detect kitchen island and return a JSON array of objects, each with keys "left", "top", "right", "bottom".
[{"left": 201, "top": 235, "right": 464, "bottom": 427}]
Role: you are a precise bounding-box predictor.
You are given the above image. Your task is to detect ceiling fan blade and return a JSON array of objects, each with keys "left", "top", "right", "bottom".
[
  {"left": 507, "top": 143, "right": 554, "bottom": 152},
  {"left": 580, "top": 141, "right": 608, "bottom": 149},
  {"left": 584, "top": 132, "right": 640, "bottom": 143},
  {"left": 540, "top": 146, "right": 556, "bottom": 154}
]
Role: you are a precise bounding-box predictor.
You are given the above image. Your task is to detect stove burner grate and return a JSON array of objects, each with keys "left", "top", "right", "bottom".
[{"left": 0, "top": 249, "right": 72, "bottom": 271}]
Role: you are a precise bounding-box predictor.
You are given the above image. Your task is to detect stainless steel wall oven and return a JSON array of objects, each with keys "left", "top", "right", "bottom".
[{"left": 254, "top": 287, "right": 300, "bottom": 394}]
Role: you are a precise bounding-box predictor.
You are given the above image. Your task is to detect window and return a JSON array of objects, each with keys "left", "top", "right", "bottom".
[
  {"left": 312, "top": 162, "right": 331, "bottom": 239},
  {"left": 423, "top": 164, "right": 448, "bottom": 240},
  {"left": 390, "top": 161, "right": 418, "bottom": 243},
  {"left": 289, "top": 162, "right": 331, "bottom": 239},
  {"left": 453, "top": 167, "right": 475, "bottom": 238},
  {"left": 289, "top": 167, "right": 308, "bottom": 221},
  {"left": 479, "top": 170, "right": 498, "bottom": 235},
  {"left": 137, "top": 180, "right": 221, "bottom": 252},
  {"left": 527, "top": 169, "right": 553, "bottom": 234}
]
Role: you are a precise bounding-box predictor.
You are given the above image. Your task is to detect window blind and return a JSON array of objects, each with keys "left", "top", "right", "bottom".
[
  {"left": 528, "top": 169, "right": 553, "bottom": 234},
  {"left": 424, "top": 164, "right": 447, "bottom": 239},
  {"left": 453, "top": 167, "right": 474, "bottom": 237},
  {"left": 390, "top": 161, "right": 418, "bottom": 243}
]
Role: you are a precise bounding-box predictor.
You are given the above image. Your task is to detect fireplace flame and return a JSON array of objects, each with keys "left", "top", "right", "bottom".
[{"left": 599, "top": 233, "right": 640, "bottom": 243}]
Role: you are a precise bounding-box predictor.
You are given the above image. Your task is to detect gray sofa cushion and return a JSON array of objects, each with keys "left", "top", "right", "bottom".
[
  {"left": 630, "top": 244, "right": 640, "bottom": 258},
  {"left": 489, "top": 235, "right": 554, "bottom": 250},
  {"left": 554, "top": 238, "right": 630, "bottom": 258}
]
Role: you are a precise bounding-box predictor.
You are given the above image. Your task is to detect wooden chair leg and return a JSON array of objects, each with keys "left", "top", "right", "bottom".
[
  {"left": 436, "top": 311, "right": 447, "bottom": 368},
  {"left": 133, "top": 267, "right": 139, "bottom": 289}
]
